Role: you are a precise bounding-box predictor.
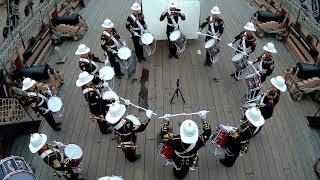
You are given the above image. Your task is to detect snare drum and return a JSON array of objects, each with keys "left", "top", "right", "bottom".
[
  {"left": 246, "top": 73, "right": 262, "bottom": 90},
  {"left": 48, "top": 96, "right": 64, "bottom": 118},
  {"left": 0, "top": 156, "right": 36, "bottom": 180},
  {"left": 117, "top": 47, "right": 132, "bottom": 69},
  {"left": 211, "top": 125, "right": 230, "bottom": 149},
  {"left": 232, "top": 53, "right": 246, "bottom": 70},
  {"left": 159, "top": 143, "right": 173, "bottom": 163},
  {"left": 102, "top": 90, "right": 119, "bottom": 102},
  {"left": 64, "top": 144, "right": 83, "bottom": 168},
  {"left": 141, "top": 32, "right": 154, "bottom": 45},
  {"left": 117, "top": 47, "right": 132, "bottom": 60},
  {"left": 169, "top": 30, "right": 181, "bottom": 41},
  {"left": 99, "top": 66, "right": 115, "bottom": 81}
]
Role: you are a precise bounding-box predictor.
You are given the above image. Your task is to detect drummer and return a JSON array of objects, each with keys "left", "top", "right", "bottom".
[
  {"left": 105, "top": 101, "right": 153, "bottom": 162},
  {"left": 230, "top": 22, "right": 257, "bottom": 78},
  {"left": 126, "top": 2, "right": 147, "bottom": 62},
  {"left": 75, "top": 43, "right": 104, "bottom": 84},
  {"left": 220, "top": 107, "right": 265, "bottom": 167},
  {"left": 76, "top": 71, "right": 115, "bottom": 134},
  {"left": 22, "top": 77, "right": 61, "bottom": 131},
  {"left": 160, "top": 0, "right": 186, "bottom": 59},
  {"left": 160, "top": 111, "right": 211, "bottom": 179},
  {"left": 259, "top": 76, "right": 287, "bottom": 120},
  {"left": 101, "top": 18, "right": 124, "bottom": 79},
  {"left": 199, "top": 6, "right": 224, "bottom": 66},
  {"left": 29, "top": 133, "right": 78, "bottom": 179},
  {"left": 253, "top": 42, "right": 276, "bottom": 83}
]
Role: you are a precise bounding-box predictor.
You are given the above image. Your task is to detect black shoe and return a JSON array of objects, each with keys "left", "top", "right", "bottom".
[
  {"left": 102, "top": 129, "right": 113, "bottom": 134},
  {"left": 230, "top": 73, "right": 235, "bottom": 77},
  {"left": 119, "top": 72, "right": 125, "bottom": 76},
  {"left": 142, "top": 57, "right": 147, "bottom": 61},
  {"left": 53, "top": 126, "right": 61, "bottom": 131},
  {"left": 168, "top": 54, "right": 173, "bottom": 58},
  {"left": 135, "top": 154, "right": 141, "bottom": 161},
  {"left": 219, "top": 158, "right": 232, "bottom": 167},
  {"left": 174, "top": 55, "right": 179, "bottom": 59},
  {"left": 56, "top": 122, "right": 62, "bottom": 127}
]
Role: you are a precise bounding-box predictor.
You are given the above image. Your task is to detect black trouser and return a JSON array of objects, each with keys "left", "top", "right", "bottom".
[
  {"left": 122, "top": 146, "right": 137, "bottom": 162},
  {"left": 108, "top": 53, "right": 122, "bottom": 76},
  {"left": 166, "top": 26, "right": 177, "bottom": 56},
  {"left": 205, "top": 36, "right": 211, "bottom": 65},
  {"left": 173, "top": 166, "right": 189, "bottom": 179},
  {"left": 132, "top": 35, "right": 144, "bottom": 60},
  {"left": 90, "top": 104, "right": 111, "bottom": 134},
  {"left": 39, "top": 103, "right": 60, "bottom": 130},
  {"left": 222, "top": 151, "right": 240, "bottom": 167},
  {"left": 260, "top": 73, "right": 267, "bottom": 83}
]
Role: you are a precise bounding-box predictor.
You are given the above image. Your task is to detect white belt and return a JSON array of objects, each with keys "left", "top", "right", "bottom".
[
  {"left": 38, "top": 99, "right": 45, "bottom": 106},
  {"left": 114, "top": 119, "right": 126, "bottom": 130},
  {"left": 106, "top": 44, "right": 117, "bottom": 49},
  {"left": 131, "top": 27, "right": 140, "bottom": 31},
  {"left": 167, "top": 23, "right": 174, "bottom": 27},
  {"left": 40, "top": 149, "right": 54, "bottom": 159},
  {"left": 174, "top": 151, "right": 195, "bottom": 158},
  {"left": 116, "top": 131, "right": 132, "bottom": 136}
]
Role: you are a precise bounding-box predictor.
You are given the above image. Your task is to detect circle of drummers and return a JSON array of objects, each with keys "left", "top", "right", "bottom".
[{"left": 14, "top": 1, "right": 288, "bottom": 180}]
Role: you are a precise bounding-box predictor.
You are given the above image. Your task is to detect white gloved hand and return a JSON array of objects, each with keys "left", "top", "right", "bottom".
[
  {"left": 111, "top": 49, "right": 117, "bottom": 54},
  {"left": 163, "top": 114, "right": 172, "bottom": 121},
  {"left": 53, "top": 141, "right": 64, "bottom": 148},
  {"left": 227, "top": 43, "right": 233, "bottom": 47},
  {"left": 124, "top": 99, "right": 131, "bottom": 106},
  {"left": 198, "top": 110, "right": 209, "bottom": 119},
  {"left": 133, "top": 32, "right": 139, "bottom": 37},
  {"left": 146, "top": 110, "right": 153, "bottom": 118}
]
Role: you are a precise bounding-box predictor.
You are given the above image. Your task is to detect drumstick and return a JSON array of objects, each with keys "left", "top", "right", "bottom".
[
  {"left": 158, "top": 110, "right": 209, "bottom": 119},
  {"left": 227, "top": 43, "right": 247, "bottom": 54},
  {"left": 196, "top": 32, "right": 221, "bottom": 40}
]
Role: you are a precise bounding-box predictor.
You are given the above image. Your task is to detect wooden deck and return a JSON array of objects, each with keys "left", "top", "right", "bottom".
[{"left": 6, "top": 0, "right": 320, "bottom": 179}]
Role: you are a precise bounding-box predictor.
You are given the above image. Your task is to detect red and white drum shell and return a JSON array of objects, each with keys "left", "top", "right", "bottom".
[
  {"left": 64, "top": 144, "right": 83, "bottom": 168},
  {"left": 159, "top": 143, "right": 173, "bottom": 161},
  {"left": 246, "top": 73, "right": 262, "bottom": 90},
  {"left": 0, "top": 156, "right": 36, "bottom": 180},
  {"left": 211, "top": 125, "right": 230, "bottom": 149},
  {"left": 232, "top": 53, "right": 246, "bottom": 70}
]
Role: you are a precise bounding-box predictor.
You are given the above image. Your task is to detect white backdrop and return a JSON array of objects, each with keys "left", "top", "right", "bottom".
[{"left": 142, "top": 0, "right": 200, "bottom": 40}]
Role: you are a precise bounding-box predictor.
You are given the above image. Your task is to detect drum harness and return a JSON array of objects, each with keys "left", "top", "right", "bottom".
[
  {"left": 130, "top": 14, "right": 145, "bottom": 36},
  {"left": 168, "top": 10, "right": 179, "bottom": 30},
  {"left": 102, "top": 31, "right": 122, "bottom": 52},
  {"left": 174, "top": 141, "right": 200, "bottom": 170}
]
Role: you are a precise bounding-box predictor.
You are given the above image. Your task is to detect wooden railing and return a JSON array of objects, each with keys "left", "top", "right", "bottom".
[{"left": 0, "top": 0, "right": 58, "bottom": 69}]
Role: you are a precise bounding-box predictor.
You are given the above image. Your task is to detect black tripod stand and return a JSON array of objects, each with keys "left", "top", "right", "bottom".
[{"left": 170, "top": 79, "right": 185, "bottom": 104}]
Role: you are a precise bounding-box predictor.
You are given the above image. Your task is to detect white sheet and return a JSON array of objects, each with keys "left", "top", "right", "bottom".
[{"left": 142, "top": 0, "right": 200, "bottom": 40}]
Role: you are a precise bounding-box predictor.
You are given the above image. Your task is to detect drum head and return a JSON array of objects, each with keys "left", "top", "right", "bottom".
[
  {"left": 232, "top": 53, "right": 244, "bottom": 62},
  {"left": 169, "top": 30, "right": 181, "bottom": 41},
  {"left": 5, "top": 171, "right": 36, "bottom": 180},
  {"left": 48, "top": 97, "right": 63, "bottom": 113},
  {"left": 125, "top": 114, "right": 141, "bottom": 126},
  {"left": 141, "top": 33, "right": 154, "bottom": 45},
  {"left": 205, "top": 39, "right": 216, "bottom": 49},
  {"left": 64, "top": 144, "right": 83, "bottom": 159},
  {"left": 99, "top": 66, "right": 115, "bottom": 81},
  {"left": 102, "top": 91, "right": 119, "bottom": 102},
  {"left": 117, "top": 47, "right": 132, "bottom": 60},
  {"left": 219, "top": 124, "right": 237, "bottom": 132}
]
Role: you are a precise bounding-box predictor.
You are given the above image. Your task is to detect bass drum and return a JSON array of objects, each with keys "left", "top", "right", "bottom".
[{"left": 0, "top": 156, "right": 36, "bottom": 180}]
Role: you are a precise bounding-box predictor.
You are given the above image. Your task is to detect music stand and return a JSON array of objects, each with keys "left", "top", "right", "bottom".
[{"left": 170, "top": 79, "right": 185, "bottom": 104}]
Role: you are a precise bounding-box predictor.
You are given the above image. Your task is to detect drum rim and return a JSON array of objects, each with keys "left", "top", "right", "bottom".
[
  {"left": 47, "top": 96, "right": 63, "bottom": 112},
  {"left": 3, "top": 170, "right": 36, "bottom": 180},
  {"left": 102, "top": 91, "right": 119, "bottom": 101},
  {"left": 64, "top": 144, "right": 83, "bottom": 159},
  {"left": 141, "top": 33, "right": 154, "bottom": 45},
  {"left": 169, "top": 30, "right": 181, "bottom": 41},
  {"left": 99, "top": 66, "right": 115, "bottom": 80},
  {"left": 117, "top": 47, "right": 132, "bottom": 59},
  {"left": 232, "top": 53, "right": 244, "bottom": 62},
  {"left": 205, "top": 39, "right": 216, "bottom": 48}
]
